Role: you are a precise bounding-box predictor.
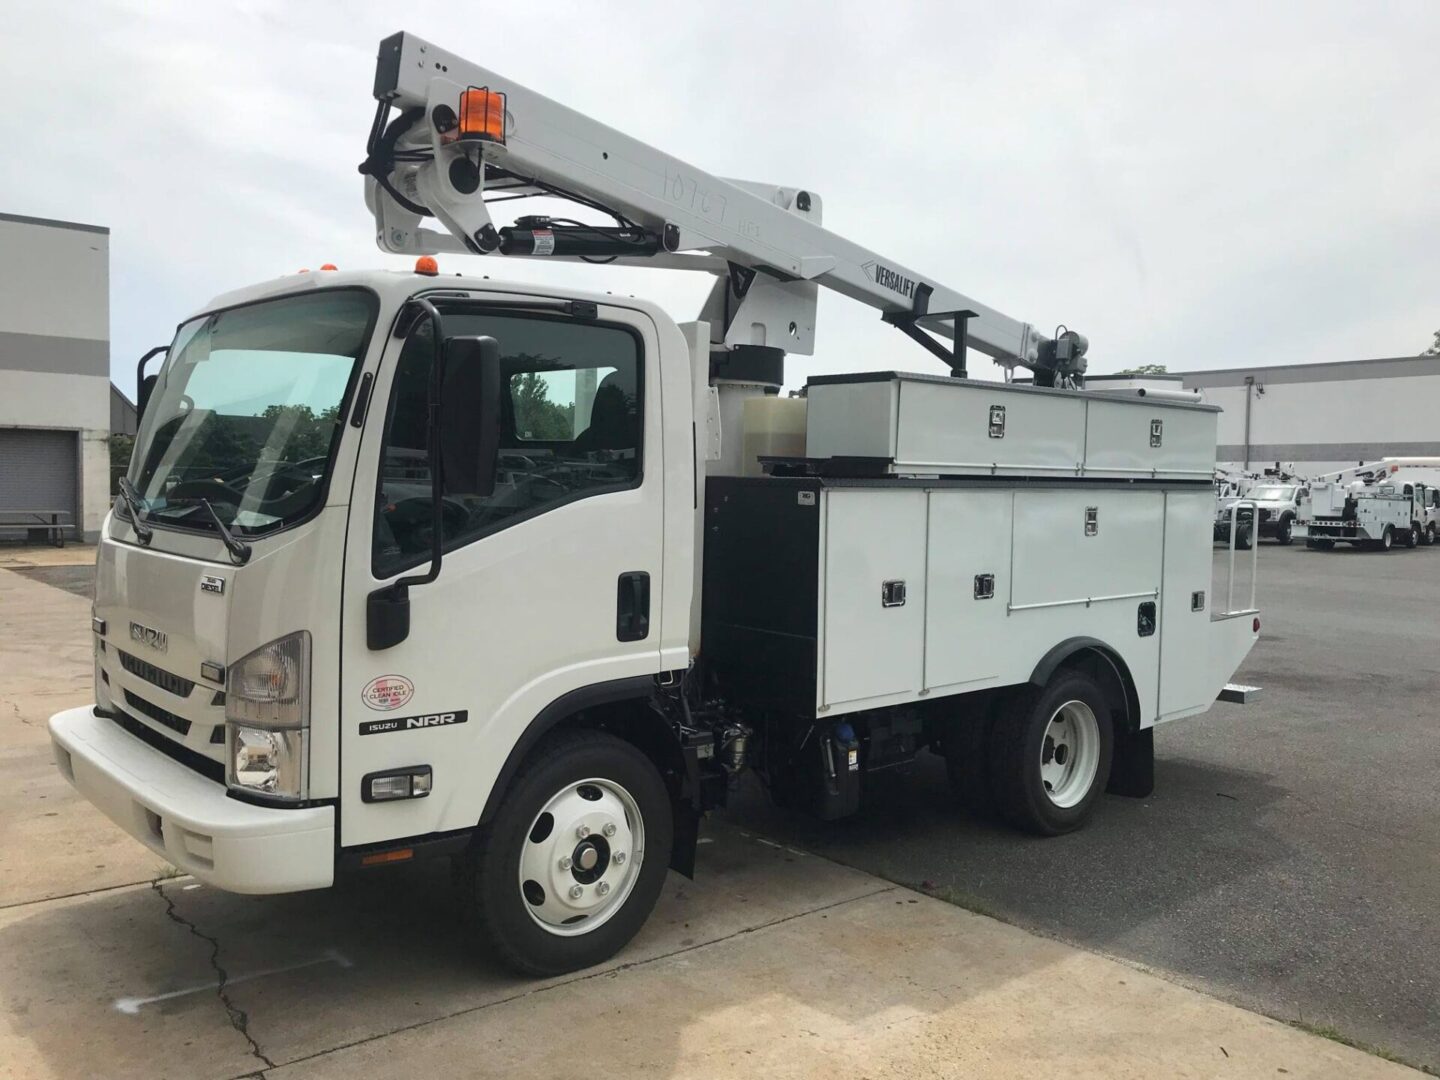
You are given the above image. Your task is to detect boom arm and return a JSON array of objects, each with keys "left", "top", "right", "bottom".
[{"left": 363, "top": 32, "right": 1085, "bottom": 380}]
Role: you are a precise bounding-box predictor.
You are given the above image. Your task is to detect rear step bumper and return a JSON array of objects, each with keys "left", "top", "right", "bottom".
[{"left": 49, "top": 706, "right": 333, "bottom": 894}]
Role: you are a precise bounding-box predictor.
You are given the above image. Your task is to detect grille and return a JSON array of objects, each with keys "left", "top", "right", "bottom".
[
  {"left": 123, "top": 689, "right": 191, "bottom": 736},
  {"left": 118, "top": 650, "right": 195, "bottom": 698},
  {"left": 107, "top": 709, "right": 224, "bottom": 784}
]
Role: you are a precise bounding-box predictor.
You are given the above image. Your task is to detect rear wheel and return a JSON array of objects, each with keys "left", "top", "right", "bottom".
[
  {"left": 1275, "top": 514, "right": 1294, "bottom": 545},
  {"left": 987, "top": 672, "right": 1114, "bottom": 836},
  {"left": 461, "top": 729, "right": 672, "bottom": 976},
  {"left": 1376, "top": 526, "right": 1394, "bottom": 552}
]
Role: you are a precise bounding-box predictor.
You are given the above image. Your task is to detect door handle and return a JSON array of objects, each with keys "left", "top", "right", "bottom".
[{"left": 616, "top": 571, "right": 650, "bottom": 642}]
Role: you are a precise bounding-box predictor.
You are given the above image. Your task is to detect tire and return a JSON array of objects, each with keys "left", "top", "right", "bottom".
[
  {"left": 460, "top": 729, "right": 673, "bottom": 977},
  {"left": 987, "top": 671, "right": 1114, "bottom": 836},
  {"left": 1426, "top": 523, "right": 1437, "bottom": 547},
  {"left": 1275, "top": 514, "right": 1294, "bottom": 545},
  {"left": 943, "top": 695, "right": 1002, "bottom": 819},
  {"left": 1235, "top": 524, "right": 1253, "bottom": 550},
  {"left": 1309, "top": 539, "right": 1334, "bottom": 551},
  {"left": 1404, "top": 523, "right": 1420, "bottom": 548},
  {"left": 1378, "top": 526, "right": 1394, "bottom": 552}
]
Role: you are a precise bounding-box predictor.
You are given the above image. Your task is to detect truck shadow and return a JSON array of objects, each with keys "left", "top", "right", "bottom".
[{"left": 723, "top": 750, "right": 1295, "bottom": 963}]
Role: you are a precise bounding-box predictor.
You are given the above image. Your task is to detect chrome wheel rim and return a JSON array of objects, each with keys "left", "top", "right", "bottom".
[
  {"left": 1039, "top": 701, "right": 1101, "bottom": 809},
  {"left": 518, "top": 777, "right": 644, "bottom": 936}
]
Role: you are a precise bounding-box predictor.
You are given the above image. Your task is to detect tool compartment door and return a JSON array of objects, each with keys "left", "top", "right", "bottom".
[
  {"left": 820, "top": 489, "right": 927, "bottom": 710},
  {"left": 1159, "top": 490, "right": 1221, "bottom": 720},
  {"left": 924, "top": 490, "right": 1014, "bottom": 692},
  {"left": 1010, "top": 490, "right": 1164, "bottom": 723}
]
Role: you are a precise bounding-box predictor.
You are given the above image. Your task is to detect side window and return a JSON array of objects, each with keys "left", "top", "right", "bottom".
[{"left": 373, "top": 310, "right": 642, "bottom": 577}]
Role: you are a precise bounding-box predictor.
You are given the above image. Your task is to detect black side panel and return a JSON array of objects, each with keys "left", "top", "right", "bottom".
[
  {"left": 373, "top": 32, "right": 405, "bottom": 100},
  {"left": 702, "top": 477, "right": 820, "bottom": 713}
]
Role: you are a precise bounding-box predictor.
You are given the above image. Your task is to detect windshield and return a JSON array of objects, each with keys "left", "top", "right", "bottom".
[
  {"left": 1248, "top": 486, "right": 1296, "bottom": 501},
  {"left": 127, "top": 289, "right": 375, "bottom": 536}
]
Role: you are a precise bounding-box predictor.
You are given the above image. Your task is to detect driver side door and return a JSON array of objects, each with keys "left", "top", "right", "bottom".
[{"left": 339, "top": 300, "right": 665, "bottom": 847}]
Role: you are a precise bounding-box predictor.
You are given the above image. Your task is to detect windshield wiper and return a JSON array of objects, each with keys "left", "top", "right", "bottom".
[
  {"left": 116, "top": 478, "right": 153, "bottom": 545},
  {"left": 200, "top": 499, "right": 253, "bottom": 566}
]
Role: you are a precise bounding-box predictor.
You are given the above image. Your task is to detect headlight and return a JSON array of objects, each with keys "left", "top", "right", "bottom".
[{"left": 226, "top": 631, "right": 310, "bottom": 800}]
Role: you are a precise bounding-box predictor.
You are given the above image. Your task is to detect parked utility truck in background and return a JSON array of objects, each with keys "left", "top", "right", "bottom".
[
  {"left": 1298, "top": 480, "right": 1433, "bottom": 551},
  {"left": 48, "top": 32, "right": 1261, "bottom": 976}
]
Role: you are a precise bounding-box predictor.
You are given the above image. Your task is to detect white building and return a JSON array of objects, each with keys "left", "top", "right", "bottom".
[
  {"left": 1176, "top": 356, "right": 1440, "bottom": 476},
  {"left": 1082, "top": 357, "right": 1440, "bottom": 477},
  {"left": 0, "top": 212, "right": 111, "bottom": 542}
]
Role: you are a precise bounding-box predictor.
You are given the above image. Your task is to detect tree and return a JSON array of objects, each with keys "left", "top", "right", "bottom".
[
  {"left": 1117, "top": 363, "right": 1169, "bottom": 375},
  {"left": 511, "top": 370, "right": 576, "bottom": 440},
  {"left": 1424, "top": 330, "right": 1440, "bottom": 356}
]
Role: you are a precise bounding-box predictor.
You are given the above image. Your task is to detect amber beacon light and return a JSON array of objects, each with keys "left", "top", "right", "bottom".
[{"left": 459, "top": 87, "right": 506, "bottom": 143}]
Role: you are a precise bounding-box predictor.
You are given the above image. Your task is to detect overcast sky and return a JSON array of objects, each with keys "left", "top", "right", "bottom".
[{"left": 4, "top": 1, "right": 1437, "bottom": 396}]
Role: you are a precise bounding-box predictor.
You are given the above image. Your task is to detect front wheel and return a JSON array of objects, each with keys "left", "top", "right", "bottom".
[
  {"left": 1425, "top": 523, "right": 1437, "bottom": 546},
  {"left": 461, "top": 729, "right": 673, "bottom": 976},
  {"left": 1235, "top": 523, "right": 1253, "bottom": 550},
  {"left": 1404, "top": 523, "right": 1420, "bottom": 548},
  {"left": 1274, "top": 515, "right": 1294, "bottom": 545},
  {"left": 987, "top": 672, "right": 1114, "bottom": 836}
]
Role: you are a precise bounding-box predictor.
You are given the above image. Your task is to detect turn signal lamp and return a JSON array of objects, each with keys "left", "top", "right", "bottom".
[
  {"left": 415, "top": 256, "right": 439, "bottom": 276},
  {"left": 459, "top": 88, "right": 506, "bottom": 143},
  {"left": 320, "top": 263, "right": 338, "bottom": 271}
]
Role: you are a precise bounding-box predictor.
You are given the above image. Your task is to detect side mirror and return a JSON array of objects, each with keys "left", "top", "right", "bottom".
[
  {"left": 137, "top": 373, "right": 159, "bottom": 419},
  {"left": 135, "top": 345, "right": 168, "bottom": 422},
  {"left": 440, "top": 335, "right": 502, "bottom": 498}
]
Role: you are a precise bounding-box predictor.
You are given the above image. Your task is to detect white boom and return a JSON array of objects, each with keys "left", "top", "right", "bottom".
[{"left": 362, "top": 31, "right": 1087, "bottom": 382}]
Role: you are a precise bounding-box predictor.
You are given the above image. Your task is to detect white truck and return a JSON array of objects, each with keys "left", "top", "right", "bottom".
[
  {"left": 48, "top": 32, "right": 1260, "bottom": 976},
  {"left": 1297, "top": 481, "right": 1433, "bottom": 550}
]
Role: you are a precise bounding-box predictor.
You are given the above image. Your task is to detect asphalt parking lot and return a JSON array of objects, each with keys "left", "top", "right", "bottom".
[
  {"left": 730, "top": 538, "right": 1440, "bottom": 1071},
  {"left": 0, "top": 540, "right": 1434, "bottom": 1077}
]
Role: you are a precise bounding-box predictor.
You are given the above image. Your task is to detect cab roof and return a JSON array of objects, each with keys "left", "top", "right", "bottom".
[{"left": 191, "top": 268, "right": 668, "bottom": 327}]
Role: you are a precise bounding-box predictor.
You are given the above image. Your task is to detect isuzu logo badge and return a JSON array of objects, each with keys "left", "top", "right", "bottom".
[{"left": 129, "top": 621, "right": 168, "bottom": 653}]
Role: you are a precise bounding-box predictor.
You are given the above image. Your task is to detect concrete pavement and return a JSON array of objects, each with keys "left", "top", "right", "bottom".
[
  {"left": 0, "top": 552, "right": 1422, "bottom": 1078},
  {"left": 730, "top": 541, "right": 1440, "bottom": 1071}
]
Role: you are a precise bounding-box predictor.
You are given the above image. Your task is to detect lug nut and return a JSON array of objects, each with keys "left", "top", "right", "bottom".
[
  {"left": 602, "top": 822, "right": 617, "bottom": 838},
  {"left": 576, "top": 824, "right": 590, "bottom": 839},
  {"left": 613, "top": 852, "right": 626, "bottom": 866},
  {"left": 596, "top": 881, "right": 611, "bottom": 897},
  {"left": 559, "top": 855, "right": 572, "bottom": 870},
  {"left": 569, "top": 884, "right": 583, "bottom": 899}
]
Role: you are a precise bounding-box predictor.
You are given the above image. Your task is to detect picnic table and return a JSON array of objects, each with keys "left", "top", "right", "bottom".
[{"left": 0, "top": 510, "right": 72, "bottom": 547}]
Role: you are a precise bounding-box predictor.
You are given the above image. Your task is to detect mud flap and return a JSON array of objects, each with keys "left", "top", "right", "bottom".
[
  {"left": 1107, "top": 726, "right": 1154, "bottom": 798},
  {"left": 669, "top": 801, "right": 700, "bottom": 879}
]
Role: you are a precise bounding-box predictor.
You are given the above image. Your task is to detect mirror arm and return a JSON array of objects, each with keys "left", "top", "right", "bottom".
[{"left": 394, "top": 297, "right": 446, "bottom": 592}]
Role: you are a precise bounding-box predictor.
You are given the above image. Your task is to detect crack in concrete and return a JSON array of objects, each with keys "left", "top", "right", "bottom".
[
  {"left": 240, "top": 884, "right": 896, "bottom": 1078},
  {"left": 151, "top": 879, "right": 276, "bottom": 1073}
]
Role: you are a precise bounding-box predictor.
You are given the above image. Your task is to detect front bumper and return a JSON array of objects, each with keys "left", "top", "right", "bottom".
[{"left": 48, "top": 706, "right": 334, "bottom": 894}]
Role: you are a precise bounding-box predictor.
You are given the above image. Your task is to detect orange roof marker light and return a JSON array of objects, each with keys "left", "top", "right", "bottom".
[
  {"left": 320, "top": 263, "right": 338, "bottom": 271},
  {"left": 415, "top": 256, "right": 439, "bottom": 276},
  {"left": 458, "top": 87, "right": 507, "bottom": 144}
]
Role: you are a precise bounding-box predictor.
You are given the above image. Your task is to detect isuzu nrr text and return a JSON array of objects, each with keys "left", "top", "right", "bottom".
[{"left": 49, "top": 33, "right": 1260, "bottom": 975}]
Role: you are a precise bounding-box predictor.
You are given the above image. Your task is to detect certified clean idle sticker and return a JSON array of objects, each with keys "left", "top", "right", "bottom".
[
  {"left": 361, "top": 674, "right": 414, "bottom": 711},
  {"left": 360, "top": 710, "right": 468, "bottom": 736}
]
